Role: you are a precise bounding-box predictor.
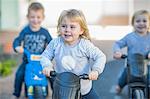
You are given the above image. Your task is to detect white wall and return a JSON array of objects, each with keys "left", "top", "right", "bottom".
[
  {"left": 1, "top": 0, "right": 150, "bottom": 30},
  {"left": 18, "top": 0, "right": 28, "bottom": 29},
  {"left": 1, "top": 0, "right": 19, "bottom": 30},
  {"left": 38, "top": 0, "right": 103, "bottom": 27},
  {"left": 30, "top": 0, "right": 129, "bottom": 27},
  {"left": 134, "top": 0, "right": 150, "bottom": 12}
]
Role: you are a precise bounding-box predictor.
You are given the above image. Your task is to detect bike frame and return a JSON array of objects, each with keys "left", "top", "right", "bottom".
[
  {"left": 50, "top": 71, "right": 88, "bottom": 99},
  {"left": 24, "top": 49, "right": 48, "bottom": 99},
  {"left": 122, "top": 53, "right": 149, "bottom": 99}
]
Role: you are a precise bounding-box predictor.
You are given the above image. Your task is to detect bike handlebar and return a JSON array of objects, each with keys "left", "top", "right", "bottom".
[
  {"left": 50, "top": 71, "right": 89, "bottom": 80},
  {"left": 121, "top": 54, "right": 149, "bottom": 59},
  {"left": 50, "top": 71, "right": 57, "bottom": 76},
  {"left": 121, "top": 54, "right": 127, "bottom": 59},
  {"left": 23, "top": 48, "right": 41, "bottom": 61},
  {"left": 79, "top": 74, "right": 89, "bottom": 79}
]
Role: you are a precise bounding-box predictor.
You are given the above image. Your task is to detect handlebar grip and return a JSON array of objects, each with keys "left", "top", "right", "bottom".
[
  {"left": 146, "top": 54, "right": 149, "bottom": 59},
  {"left": 50, "top": 71, "right": 56, "bottom": 77},
  {"left": 121, "top": 54, "right": 127, "bottom": 59},
  {"left": 79, "top": 74, "right": 89, "bottom": 79}
]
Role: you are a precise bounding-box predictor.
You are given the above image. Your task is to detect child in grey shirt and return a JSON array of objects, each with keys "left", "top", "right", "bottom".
[
  {"left": 41, "top": 9, "right": 106, "bottom": 98},
  {"left": 113, "top": 10, "right": 150, "bottom": 94}
]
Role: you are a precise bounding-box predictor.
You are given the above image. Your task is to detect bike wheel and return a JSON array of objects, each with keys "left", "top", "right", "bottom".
[
  {"left": 34, "top": 86, "right": 46, "bottom": 99},
  {"left": 133, "top": 89, "right": 144, "bottom": 99}
]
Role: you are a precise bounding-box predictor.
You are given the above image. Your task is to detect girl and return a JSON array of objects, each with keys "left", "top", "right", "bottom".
[
  {"left": 40, "top": 9, "right": 106, "bottom": 99},
  {"left": 113, "top": 10, "right": 150, "bottom": 94}
]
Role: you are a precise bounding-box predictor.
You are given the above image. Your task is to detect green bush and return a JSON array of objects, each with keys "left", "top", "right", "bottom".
[
  {"left": 0, "top": 59, "right": 17, "bottom": 77},
  {"left": 0, "top": 62, "right": 2, "bottom": 71}
]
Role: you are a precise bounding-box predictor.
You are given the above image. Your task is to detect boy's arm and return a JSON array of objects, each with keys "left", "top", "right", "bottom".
[{"left": 13, "top": 30, "right": 25, "bottom": 53}]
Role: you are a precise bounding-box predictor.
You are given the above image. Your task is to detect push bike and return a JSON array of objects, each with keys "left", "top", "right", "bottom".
[
  {"left": 24, "top": 49, "right": 48, "bottom": 99},
  {"left": 50, "top": 71, "right": 89, "bottom": 99},
  {"left": 121, "top": 53, "right": 150, "bottom": 99}
]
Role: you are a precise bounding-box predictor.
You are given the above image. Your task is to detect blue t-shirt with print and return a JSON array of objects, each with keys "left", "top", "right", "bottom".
[{"left": 13, "top": 25, "right": 52, "bottom": 61}]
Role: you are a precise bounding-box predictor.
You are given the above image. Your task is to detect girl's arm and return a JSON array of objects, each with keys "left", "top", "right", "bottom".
[
  {"left": 40, "top": 56, "right": 53, "bottom": 76},
  {"left": 84, "top": 40, "right": 106, "bottom": 80},
  {"left": 148, "top": 52, "right": 150, "bottom": 59},
  {"left": 113, "top": 36, "right": 128, "bottom": 59},
  {"left": 40, "top": 38, "right": 57, "bottom": 76}
]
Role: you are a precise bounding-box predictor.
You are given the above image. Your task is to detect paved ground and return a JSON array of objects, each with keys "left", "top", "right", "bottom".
[
  {"left": 93, "top": 59, "right": 128, "bottom": 99},
  {"left": 0, "top": 59, "right": 128, "bottom": 99}
]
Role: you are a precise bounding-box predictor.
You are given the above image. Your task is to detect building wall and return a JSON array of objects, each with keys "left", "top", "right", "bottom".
[
  {"left": 37, "top": 0, "right": 129, "bottom": 27},
  {"left": 1, "top": 0, "right": 19, "bottom": 30},
  {"left": 1, "top": 0, "right": 150, "bottom": 30}
]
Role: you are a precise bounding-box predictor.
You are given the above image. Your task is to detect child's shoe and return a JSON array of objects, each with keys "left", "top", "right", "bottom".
[{"left": 115, "top": 85, "right": 122, "bottom": 94}]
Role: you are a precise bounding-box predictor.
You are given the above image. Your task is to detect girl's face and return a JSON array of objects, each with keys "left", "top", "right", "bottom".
[
  {"left": 27, "top": 9, "right": 44, "bottom": 31},
  {"left": 133, "top": 14, "right": 149, "bottom": 34},
  {"left": 59, "top": 18, "right": 84, "bottom": 45}
]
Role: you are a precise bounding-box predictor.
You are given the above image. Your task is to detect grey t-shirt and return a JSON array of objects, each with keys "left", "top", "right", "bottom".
[
  {"left": 41, "top": 36, "right": 106, "bottom": 95},
  {"left": 113, "top": 32, "right": 150, "bottom": 76}
]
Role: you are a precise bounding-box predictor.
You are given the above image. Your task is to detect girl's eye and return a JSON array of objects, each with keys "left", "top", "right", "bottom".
[
  {"left": 30, "top": 16, "right": 35, "bottom": 18},
  {"left": 136, "top": 20, "right": 140, "bottom": 23},
  {"left": 135, "top": 19, "right": 148, "bottom": 23},
  {"left": 143, "top": 20, "right": 147, "bottom": 23},
  {"left": 70, "top": 26, "right": 75, "bottom": 29},
  {"left": 37, "top": 16, "right": 41, "bottom": 19},
  {"left": 61, "top": 25, "right": 66, "bottom": 28}
]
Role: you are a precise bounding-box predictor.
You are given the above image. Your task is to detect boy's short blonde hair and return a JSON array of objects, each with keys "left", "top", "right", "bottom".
[{"left": 27, "top": 2, "right": 44, "bottom": 16}]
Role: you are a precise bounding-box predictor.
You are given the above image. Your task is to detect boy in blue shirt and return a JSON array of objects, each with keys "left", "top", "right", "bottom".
[{"left": 12, "top": 2, "right": 52, "bottom": 98}]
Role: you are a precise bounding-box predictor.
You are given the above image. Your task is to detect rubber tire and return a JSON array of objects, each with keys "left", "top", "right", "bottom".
[
  {"left": 34, "top": 86, "right": 46, "bottom": 99},
  {"left": 133, "top": 89, "right": 144, "bottom": 99}
]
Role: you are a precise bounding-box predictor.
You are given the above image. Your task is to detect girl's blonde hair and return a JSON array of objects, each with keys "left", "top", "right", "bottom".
[
  {"left": 131, "top": 10, "right": 150, "bottom": 26},
  {"left": 57, "top": 9, "right": 91, "bottom": 40}
]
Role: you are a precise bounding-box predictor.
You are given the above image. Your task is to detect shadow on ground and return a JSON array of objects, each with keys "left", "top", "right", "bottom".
[{"left": 93, "top": 59, "right": 128, "bottom": 99}]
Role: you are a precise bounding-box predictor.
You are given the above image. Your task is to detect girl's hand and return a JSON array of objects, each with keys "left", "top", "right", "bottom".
[
  {"left": 113, "top": 51, "right": 122, "bottom": 59},
  {"left": 148, "top": 53, "right": 150, "bottom": 59},
  {"left": 15, "top": 46, "right": 24, "bottom": 53},
  {"left": 89, "top": 71, "right": 99, "bottom": 80},
  {"left": 42, "top": 67, "right": 51, "bottom": 77}
]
